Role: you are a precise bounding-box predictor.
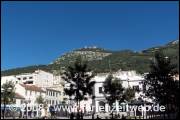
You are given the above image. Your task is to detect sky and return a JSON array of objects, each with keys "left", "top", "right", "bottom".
[{"left": 1, "top": 1, "right": 179, "bottom": 70}]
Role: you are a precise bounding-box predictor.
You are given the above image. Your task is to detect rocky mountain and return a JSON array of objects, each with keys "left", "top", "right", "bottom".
[
  {"left": 1, "top": 40, "right": 179, "bottom": 76},
  {"left": 53, "top": 47, "right": 112, "bottom": 65}
]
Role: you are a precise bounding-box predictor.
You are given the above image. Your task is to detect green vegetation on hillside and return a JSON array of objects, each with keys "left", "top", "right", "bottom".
[{"left": 1, "top": 40, "right": 179, "bottom": 76}]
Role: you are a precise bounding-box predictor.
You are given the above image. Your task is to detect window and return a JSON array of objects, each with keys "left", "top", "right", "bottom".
[
  {"left": 56, "top": 92, "right": 58, "bottom": 97},
  {"left": 30, "top": 91, "right": 32, "bottom": 95},
  {"left": 29, "top": 77, "right": 33, "bottom": 79},
  {"left": 99, "top": 87, "right": 103, "bottom": 93},
  {"left": 27, "top": 81, "right": 33, "bottom": 84},
  {"left": 63, "top": 98, "right": 67, "bottom": 101},
  {"left": 23, "top": 77, "right": 27, "bottom": 80},
  {"left": 17, "top": 78, "right": 21, "bottom": 80},
  {"left": 59, "top": 92, "right": 61, "bottom": 95}
]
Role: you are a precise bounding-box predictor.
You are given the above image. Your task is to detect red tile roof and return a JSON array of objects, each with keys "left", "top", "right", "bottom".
[
  {"left": 20, "top": 84, "right": 45, "bottom": 92},
  {"left": 15, "top": 93, "right": 25, "bottom": 99}
]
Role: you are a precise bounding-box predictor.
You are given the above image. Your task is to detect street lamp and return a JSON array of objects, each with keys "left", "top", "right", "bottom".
[{"left": 1, "top": 87, "right": 12, "bottom": 119}]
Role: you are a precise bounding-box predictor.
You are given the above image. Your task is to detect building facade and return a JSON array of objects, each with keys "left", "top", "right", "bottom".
[
  {"left": 15, "top": 84, "right": 46, "bottom": 106},
  {"left": 63, "top": 70, "right": 148, "bottom": 113},
  {"left": 45, "top": 85, "right": 68, "bottom": 105},
  {"left": 1, "top": 70, "right": 54, "bottom": 88},
  {"left": 1, "top": 69, "right": 153, "bottom": 114},
  {"left": 1, "top": 70, "right": 68, "bottom": 107},
  {"left": 93, "top": 70, "right": 148, "bottom": 113}
]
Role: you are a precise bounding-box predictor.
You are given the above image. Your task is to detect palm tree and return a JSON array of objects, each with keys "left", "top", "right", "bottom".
[{"left": 61, "top": 56, "right": 96, "bottom": 119}]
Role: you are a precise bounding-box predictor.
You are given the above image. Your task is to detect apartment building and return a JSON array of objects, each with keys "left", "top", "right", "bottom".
[{"left": 1, "top": 70, "right": 54, "bottom": 88}]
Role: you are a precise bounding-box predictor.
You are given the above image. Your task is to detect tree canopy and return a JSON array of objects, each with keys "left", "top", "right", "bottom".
[
  {"left": 103, "top": 74, "right": 124, "bottom": 105},
  {"left": 144, "top": 51, "right": 179, "bottom": 105},
  {"left": 61, "top": 56, "right": 96, "bottom": 114},
  {"left": 1, "top": 81, "right": 16, "bottom": 104}
]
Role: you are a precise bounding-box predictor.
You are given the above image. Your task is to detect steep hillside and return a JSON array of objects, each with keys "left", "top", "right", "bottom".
[
  {"left": 53, "top": 47, "right": 112, "bottom": 65},
  {"left": 1, "top": 40, "right": 179, "bottom": 76}
]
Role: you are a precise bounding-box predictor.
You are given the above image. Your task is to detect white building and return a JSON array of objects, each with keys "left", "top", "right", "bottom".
[
  {"left": 80, "top": 70, "right": 149, "bottom": 113},
  {"left": 1, "top": 70, "right": 57, "bottom": 88},
  {"left": 63, "top": 70, "right": 148, "bottom": 113},
  {"left": 13, "top": 84, "right": 46, "bottom": 118},
  {"left": 45, "top": 86, "right": 68, "bottom": 105},
  {"left": 15, "top": 84, "right": 46, "bottom": 106},
  {"left": 14, "top": 93, "right": 25, "bottom": 106},
  {"left": 1, "top": 70, "right": 68, "bottom": 105}
]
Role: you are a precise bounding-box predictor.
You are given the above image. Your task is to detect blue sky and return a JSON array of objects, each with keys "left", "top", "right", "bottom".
[{"left": 1, "top": 1, "right": 179, "bottom": 70}]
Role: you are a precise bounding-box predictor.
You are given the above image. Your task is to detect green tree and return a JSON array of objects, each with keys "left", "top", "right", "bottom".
[
  {"left": 144, "top": 51, "right": 179, "bottom": 118},
  {"left": 103, "top": 74, "right": 124, "bottom": 118},
  {"left": 1, "top": 81, "right": 15, "bottom": 104},
  {"left": 61, "top": 56, "right": 96, "bottom": 118},
  {"left": 1, "top": 81, "right": 15, "bottom": 119},
  {"left": 36, "top": 95, "right": 45, "bottom": 104},
  {"left": 122, "top": 88, "right": 135, "bottom": 102}
]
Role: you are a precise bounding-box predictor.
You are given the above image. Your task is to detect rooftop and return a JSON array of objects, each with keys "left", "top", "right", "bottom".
[
  {"left": 14, "top": 93, "right": 25, "bottom": 99},
  {"left": 20, "top": 84, "right": 45, "bottom": 92}
]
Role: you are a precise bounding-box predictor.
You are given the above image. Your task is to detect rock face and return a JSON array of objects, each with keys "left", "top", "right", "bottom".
[{"left": 53, "top": 47, "right": 112, "bottom": 64}]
